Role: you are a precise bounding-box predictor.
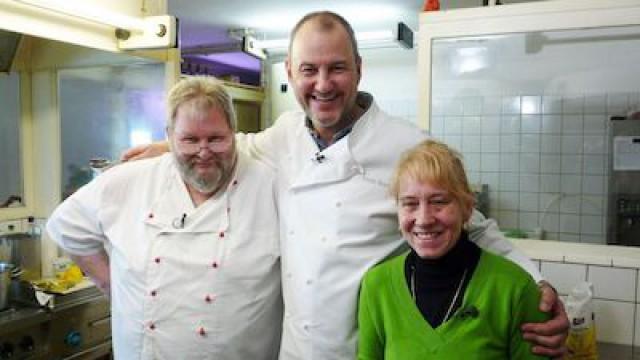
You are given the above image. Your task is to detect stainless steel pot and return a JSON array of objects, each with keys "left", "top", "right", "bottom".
[{"left": 0, "top": 262, "right": 14, "bottom": 310}]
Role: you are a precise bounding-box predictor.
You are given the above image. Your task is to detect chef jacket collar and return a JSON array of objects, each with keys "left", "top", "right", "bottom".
[{"left": 305, "top": 92, "right": 373, "bottom": 151}]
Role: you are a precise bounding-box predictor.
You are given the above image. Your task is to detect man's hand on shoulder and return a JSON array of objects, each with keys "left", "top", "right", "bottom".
[
  {"left": 521, "top": 281, "right": 570, "bottom": 358},
  {"left": 120, "top": 141, "right": 170, "bottom": 162}
]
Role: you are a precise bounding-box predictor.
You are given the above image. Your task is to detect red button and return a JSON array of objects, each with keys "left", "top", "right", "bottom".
[
  {"left": 219, "top": 232, "right": 224, "bottom": 238},
  {"left": 199, "top": 327, "right": 206, "bottom": 336},
  {"left": 154, "top": 257, "right": 160, "bottom": 264},
  {"left": 151, "top": 290, "right": 157, "bottom": 297},
  {"left": 211, "top": 262, "right": 218, "bottom": 268}
]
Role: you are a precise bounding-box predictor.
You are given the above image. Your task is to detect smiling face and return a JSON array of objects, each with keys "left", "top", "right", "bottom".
[
  {"left": 397, "top": 178, "right": 472, "bottom": 259},
  {"left": 168, "top": 102, "right": 236, "bottom": 197},
  {"left": 286, "top": 17, "right": 362, "bottom": 141},
  {"left": 390, "top": 140, "right": 476, "bottom": 260}
]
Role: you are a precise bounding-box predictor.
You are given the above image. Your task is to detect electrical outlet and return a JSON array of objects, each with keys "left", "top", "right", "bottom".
[{"left": 0, "top": 219, "right": 23, "bottom": 236}]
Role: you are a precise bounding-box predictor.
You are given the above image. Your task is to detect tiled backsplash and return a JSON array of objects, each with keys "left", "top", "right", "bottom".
[
  {"left": 515, "top": 239, "right": 640, "bottom": 346},
  {"left": 431, "top": 93, "right": 640, "bottom": 245}
]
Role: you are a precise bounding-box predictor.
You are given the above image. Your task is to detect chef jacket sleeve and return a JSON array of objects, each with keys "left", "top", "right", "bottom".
[
  {"left": 46, "top": 177, "right": 108, "bottom": 257},
  {"left": 467, "top": 209, "right": 544, "bottom": 283}
]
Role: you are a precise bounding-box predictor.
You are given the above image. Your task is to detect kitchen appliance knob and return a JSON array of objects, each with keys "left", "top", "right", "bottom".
[
  {"left": 0, "top": 342, "right": 14, "bottom": 359},
  {"left": 64, "top": 331, "right": 82, "bottom": 348},
  {"left": 18, "top": 336, "right": 34, "bottom": 352}
]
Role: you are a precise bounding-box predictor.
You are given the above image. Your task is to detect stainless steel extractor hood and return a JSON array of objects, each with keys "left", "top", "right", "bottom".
[{"left": 0, "top": 29, "right": 22, "bottom": 73}]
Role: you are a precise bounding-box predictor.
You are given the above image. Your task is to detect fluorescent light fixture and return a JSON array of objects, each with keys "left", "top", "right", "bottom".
[
  {"left": 14, "top": 0, "right": 146, "bottom": 32},
  {"left": 243, "top": 36, "right": 266, "bottom": 60},
  {"left": 255, "top": 22, "right": 413, "bottom": 55},
  {"left": 12, "top": 0, "right": 176, "bottom": 50}
]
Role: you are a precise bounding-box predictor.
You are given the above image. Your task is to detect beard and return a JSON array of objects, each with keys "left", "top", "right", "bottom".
[{"left": 173, "top": 151, "right": 236, "bottom": 195}]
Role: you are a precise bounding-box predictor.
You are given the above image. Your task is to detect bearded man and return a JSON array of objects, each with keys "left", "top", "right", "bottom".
[{"left": 46, "top": 76, "right": 282, "bottom": 360}]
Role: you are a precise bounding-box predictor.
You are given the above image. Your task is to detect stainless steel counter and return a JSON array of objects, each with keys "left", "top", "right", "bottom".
[
  {"left": 0, "top": 285, "right": 111, "bottom": 359},
  {"left": 0, "top": 306, "right": 48, "bottom": 336},
  {"left": 599, "top": 342, "right": 640, "bottom": 360}
]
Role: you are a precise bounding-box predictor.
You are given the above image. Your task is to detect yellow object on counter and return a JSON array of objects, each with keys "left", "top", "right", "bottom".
[
  {"left": 32, "top": 263, "right": 85, "bottom": 293},
  {"left": 565, "top": 324, "right": 598, "bottom": 360},
  {"left": 564, "top": 282, "right": 598, "bottom": 360},
  {"left": 56, "top": 263, "right": 83, "bottom": 283}
]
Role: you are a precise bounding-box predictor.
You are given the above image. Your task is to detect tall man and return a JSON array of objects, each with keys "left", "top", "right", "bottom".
[
  {"left": 47, "top": 77, "right": 282, "bottom": 359},
  {"left": 124, "top": 11, "right": 568, "bottom": 359}
]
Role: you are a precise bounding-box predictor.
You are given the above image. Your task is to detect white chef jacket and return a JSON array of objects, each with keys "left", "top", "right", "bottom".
[
  {"left": 237, "top": 92, "right": 542, "bottom": 360},
  {"left": 47, "top": 152, "right": 282, "bottom": 360}
]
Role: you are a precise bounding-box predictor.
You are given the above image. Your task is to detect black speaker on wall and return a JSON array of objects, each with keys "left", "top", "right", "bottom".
[{"left": 397, "top": 22, "right": 413, "bottom": 49}]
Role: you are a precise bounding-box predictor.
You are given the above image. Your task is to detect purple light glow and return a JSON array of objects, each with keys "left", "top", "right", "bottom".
[{"left": 199, "top": 52, "right": 261, "bottom": 72}]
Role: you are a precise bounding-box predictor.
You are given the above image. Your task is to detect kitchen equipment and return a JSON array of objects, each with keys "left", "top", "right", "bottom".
[
  {"left": 0, "top": 283, "right": 111, "bottom": 359},
  {"left": 0, "top": 262, "right": 15, "bottom": 311},
  {"left": 607, "top": 116, "right": 640, "bottom": 246},
  {"left": 471, "top": 183, "right": 490, "bottom": 218},
  {"left": 0, "top": 232, "right": 42, "bottom": 281}
]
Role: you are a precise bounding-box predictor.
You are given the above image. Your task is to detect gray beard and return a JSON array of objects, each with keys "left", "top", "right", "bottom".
[{"left": 174, "top": 154, "right": 234, "bottom": 195}]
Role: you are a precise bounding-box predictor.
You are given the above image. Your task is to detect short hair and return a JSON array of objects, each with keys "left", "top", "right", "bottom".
[
  {"left": 390, "top": 140, "right": 475, "bottom": 212},
  {"left": 167, "top": 76, "right": 236, "bottom": 131},
  {"left": 288, "top": 11, "right": 361, "bottom": 63}
]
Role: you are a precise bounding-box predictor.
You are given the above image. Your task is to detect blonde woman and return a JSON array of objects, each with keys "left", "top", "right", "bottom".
[{"left": 358, "top": 140, "right": 550, "bottom": 359}]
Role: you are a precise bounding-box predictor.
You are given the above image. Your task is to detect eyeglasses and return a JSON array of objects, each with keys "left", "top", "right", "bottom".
[{"left": 173, "top": 136, "right": 233, "bottom": 154}]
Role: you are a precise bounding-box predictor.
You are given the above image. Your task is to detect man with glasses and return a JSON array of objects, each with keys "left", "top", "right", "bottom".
[{"left": 47, "top": 76, "right": 282, "bottom": 359}]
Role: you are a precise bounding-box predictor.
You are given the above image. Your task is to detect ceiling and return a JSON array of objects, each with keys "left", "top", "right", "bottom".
[{"left": 168, "top": 0, "right": 541, "bottom": 79}]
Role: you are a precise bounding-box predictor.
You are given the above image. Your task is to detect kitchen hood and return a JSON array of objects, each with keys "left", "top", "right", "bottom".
[{"left": 0, "top": 29, "right": 21, "bottom": 73}]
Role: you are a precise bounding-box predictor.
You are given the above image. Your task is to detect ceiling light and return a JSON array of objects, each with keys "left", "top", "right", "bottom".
[
  {"left": 255, "top": 22, "right": 414, "bottom": 55},
  {"left": 12, "top": 0, "right": 176, "bottom": 49}
]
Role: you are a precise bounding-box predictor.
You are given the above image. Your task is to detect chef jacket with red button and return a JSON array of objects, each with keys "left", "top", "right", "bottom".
[
  {"left": 46, "top": 152, "right": 282, "bottom": 360},
  {"left": 236, "top": 92, "right": 542, "bottom": 360}
]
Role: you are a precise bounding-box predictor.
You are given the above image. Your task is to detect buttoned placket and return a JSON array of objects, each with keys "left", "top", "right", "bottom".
[{"left": 193, "top": 176, "right": 236, "bottom": 340}]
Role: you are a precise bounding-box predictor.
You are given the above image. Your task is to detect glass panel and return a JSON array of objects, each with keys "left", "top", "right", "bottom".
[
  {"left": 430, "top": 25, "right": 640, "bottom": 245},
  {"left": 59, "top": 64, "right": 166, "bottom": 198},
  {"left": 0, "top": 72, "right": 23, "bottom": 208}
]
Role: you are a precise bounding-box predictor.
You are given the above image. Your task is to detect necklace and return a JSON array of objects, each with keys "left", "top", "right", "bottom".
[{"left": 410, "top": 266, "right": 468, "bottom": 323}]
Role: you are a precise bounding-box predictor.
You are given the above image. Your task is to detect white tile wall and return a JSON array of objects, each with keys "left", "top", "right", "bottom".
[
  {"left": 562, "top": 115, "right": 583, "bottom": 134},
  {"left": 431, "top": 92, "right": 640, "bottom": 245},
  {"left": 540, "top": 262, "right": 587, "bottom": 295},
  {"left": 502, "top": 96, "right": 521, "bottom": 114},
  {"left": 635, "top": 304, "right": 640, "bottom": 347},
  {"left": 588, "top": 266, "right": 636, "bottom": 302},
  {"left": 563, "top": 96, "right": 583, "bottom": 114},
  {"left": 535, "top": 255, "right": 640, "bottom": 346},
  {"left": 501, "top": 115, "right": 520, "bottom": 133},
  {"left": 593, "top": 299, "right": 634, "bottom": 345},
  {"left": 542, "top": 96, "right": 562, "bottom": 114},
  {"left": 522, "top": 96, "right": 541, "bottom": 115},
  {"left": 637, "top": 273, "right": 640, "bottom": 308}
]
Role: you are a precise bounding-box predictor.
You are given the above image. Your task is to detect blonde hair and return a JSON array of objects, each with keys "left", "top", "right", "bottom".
[
  {"left": 167, "top": 76, "right": 236, "bottom": 131},
  {"left": 390, "top": 140, "right": 475, "bottom": 212}
]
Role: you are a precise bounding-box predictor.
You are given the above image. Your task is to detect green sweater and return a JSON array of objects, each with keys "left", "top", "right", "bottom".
[{"left": 357, "top": 250, "right": 550, "bottom": 360}]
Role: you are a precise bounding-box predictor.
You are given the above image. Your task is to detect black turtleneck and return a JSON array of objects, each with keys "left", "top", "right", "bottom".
[{"left": 404, "top": 231, "right": 481, "bottom": 328}]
